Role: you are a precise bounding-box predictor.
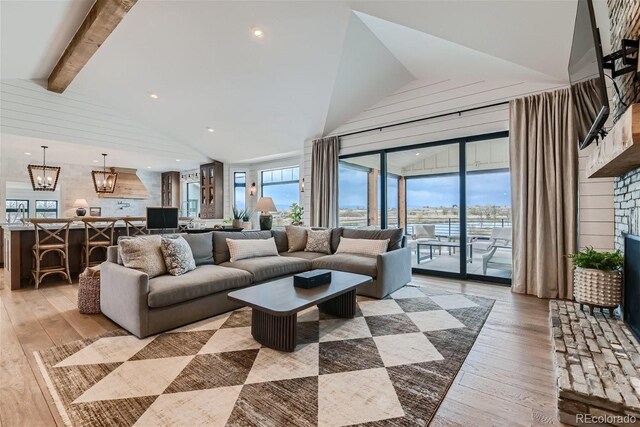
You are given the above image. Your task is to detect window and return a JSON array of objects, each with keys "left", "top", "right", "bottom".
[
  {"left": 234, "top": 172, "right": 246, "bottom": 211},
  {"left": 185, "top": 182, "right": 201, "bottom": 218},
  {"left": 338, "top": 155, "right": 382, "bottom": 228},
  {"left": 261, "top": 166, "right": 299, "bottom": 225},
  {"left": 5, "top": 199, "right": 29, "bottom": 223},
  {"left": 35, "top": 200, "right": 58, "bottom": 218}
]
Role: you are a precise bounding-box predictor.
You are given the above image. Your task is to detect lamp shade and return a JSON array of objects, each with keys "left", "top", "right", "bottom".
[
  {"left": 255, "top": 197, "right": 277, "bottom": 213},
  {"left": 73, "top": 199, "right": 89, "bottom": 208}
]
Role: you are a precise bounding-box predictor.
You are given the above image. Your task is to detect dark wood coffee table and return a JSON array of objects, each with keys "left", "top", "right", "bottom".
[{"left": 227, "top": 270, "right": 372, "bottom": 352}]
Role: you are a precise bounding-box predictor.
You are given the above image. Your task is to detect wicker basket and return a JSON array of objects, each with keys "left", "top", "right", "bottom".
[
  {"left": 573, "top": 267, "right": 622, "bottom": 308},
  {"left": 78, "top": 266, "right": 101, "bottom": 314}
]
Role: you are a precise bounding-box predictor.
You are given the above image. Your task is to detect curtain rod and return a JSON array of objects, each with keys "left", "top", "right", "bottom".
[{"left": 335, "top": 100, "right": 510, "bottom": 139}]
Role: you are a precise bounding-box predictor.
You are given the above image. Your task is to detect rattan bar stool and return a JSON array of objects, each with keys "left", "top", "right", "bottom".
[
  {"left": 124, "top": 216, "right": 148, "bottom": 236},
  {"left": 30, "top": 218, "right": 73, "bottom": 288},
  {"left": 82, "top": 217, "right": 118, "bottom": 268}
]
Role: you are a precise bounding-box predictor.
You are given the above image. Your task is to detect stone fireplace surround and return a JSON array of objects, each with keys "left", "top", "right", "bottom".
[{"left": 550, "top": 300, "right": 640, "bottom": 426}]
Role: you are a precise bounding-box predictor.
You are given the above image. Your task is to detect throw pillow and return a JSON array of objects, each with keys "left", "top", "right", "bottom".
[
  {"left": 181, "top": 232, "right": 214, "bottom": 265},
  {"left": 118, "top": 235, "right": 167, "bottom": 278},
  {"left": 227, "top": 237, "right": 279, "bottom": 262},
  {"left": 285, "top": 225, "right": 308, "bottom": 252},
  {"left": 305, "top": 229, "right": 332, "bottom": 254},
  {"left": 161, "top": 236, "right": 196, "bottom": 276},
  {"left": 335, "top": 237, "right": 389, "bottom": 257}
]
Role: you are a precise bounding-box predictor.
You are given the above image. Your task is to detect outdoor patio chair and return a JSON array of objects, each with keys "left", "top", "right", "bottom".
[
  {"left": 480, "top": 227, "right": 513, "bottom": 274},
  {"left": 411, "top": 224, "right": 443, "bottom": 255}
]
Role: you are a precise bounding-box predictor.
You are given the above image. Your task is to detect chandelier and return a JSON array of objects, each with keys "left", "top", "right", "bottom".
[
  {"left": 27, "top": 146, "right": 61, "bottom": 191},
  {"left": 91, "top": 154, "right": 118, "bottom": 193}
]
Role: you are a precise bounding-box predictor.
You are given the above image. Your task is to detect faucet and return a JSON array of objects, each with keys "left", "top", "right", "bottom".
[{"left": 17, "top": 203, "right": 27, "bottom": 225}]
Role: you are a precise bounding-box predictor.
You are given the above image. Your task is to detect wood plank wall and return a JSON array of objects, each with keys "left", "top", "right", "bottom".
[{"left": 301, "top": 78, "right": 615, "bottom": 249}]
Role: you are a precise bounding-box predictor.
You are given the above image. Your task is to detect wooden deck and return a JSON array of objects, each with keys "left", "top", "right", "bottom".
[{"left": 0, "top": 271, "right": 563, "bottom": 427}]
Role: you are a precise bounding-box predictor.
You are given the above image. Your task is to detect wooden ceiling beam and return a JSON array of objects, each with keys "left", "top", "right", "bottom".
[{"left": 47, "top": 0, "right": 138, "bottom": 93}]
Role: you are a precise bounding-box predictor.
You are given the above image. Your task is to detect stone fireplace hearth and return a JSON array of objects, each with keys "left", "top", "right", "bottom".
[{"left": 550, "top": 300, "right": 640, "bottom": 426}]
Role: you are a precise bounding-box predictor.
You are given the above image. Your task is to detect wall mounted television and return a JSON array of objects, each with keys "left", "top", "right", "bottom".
[
  {"left": 147, "top": 207, "right": 179, "bottom": 230},
  {"left": 568, "top": 0, "right": 609, "bottom": 150}
]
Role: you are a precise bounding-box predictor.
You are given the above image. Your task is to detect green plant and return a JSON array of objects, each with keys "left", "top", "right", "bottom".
[
  {"left": 242, "top": 210, "right": 253, "bottom": 222},
  {"left": 567, "top": 247, "right": 623, "bottom": 271},
  {"left": 232, "top": 206, "right": 245, "bottom": 220},
  {"left": 289, "top": 203, "right": 304, "bottom": 224}
]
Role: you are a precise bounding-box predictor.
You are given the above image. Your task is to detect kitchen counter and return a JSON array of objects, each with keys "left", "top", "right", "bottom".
[{"left": 2, "top": 219, "right": 142, "bottom": 290}]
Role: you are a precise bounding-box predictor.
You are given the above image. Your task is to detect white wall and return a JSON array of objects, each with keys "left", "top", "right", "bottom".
[
  {"left": 224, "top": 156, "right": 305, "bottom": 227},
  {"left": 0, "top": 153, "right": 162, "bottom": 220}
]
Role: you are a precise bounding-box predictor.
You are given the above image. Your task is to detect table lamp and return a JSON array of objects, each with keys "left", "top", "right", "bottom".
[
  {"left": 255, "top": 197, "right": 277, "bottom": 230},
  {"left": 74, "top": 199, "right": 89, "bottom": 216}
]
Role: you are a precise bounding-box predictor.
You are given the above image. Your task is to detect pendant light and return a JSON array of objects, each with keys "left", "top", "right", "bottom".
[
  {"left": 91, "top": 154, "right": 118, "bottom": 193},
  {"left": 27, "top": 146, "right": 61, "bottom": 191}
]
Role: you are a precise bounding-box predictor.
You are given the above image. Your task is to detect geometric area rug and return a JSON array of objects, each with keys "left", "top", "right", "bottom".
[{"left": 34, "top": 284, "right": 494, "bottom": 427}]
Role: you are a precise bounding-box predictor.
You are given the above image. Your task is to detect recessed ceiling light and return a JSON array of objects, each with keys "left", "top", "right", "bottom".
[
  {"left": 176, "top": 159, "right": 181, "bottom": 162},
  {"left": 93, "top": 159, "right": 99, "bottom": 163},
  {"left": 252, "top": 27, "right": 264, "bottom": 38},
  {"left": 24, "top": 152, "right": 31, "bottom": 156},
  {"left": 416, "top": 152, "right": 420, "bottom": 156},
  {"left": 147, "top": 166, "right": 152, "bottom": 169},
  {"left": 150, "top": 93, "right": 159, "bottom": 99},
  {"left": 207, "top": 127, "right": 215, "bottom": 133}
]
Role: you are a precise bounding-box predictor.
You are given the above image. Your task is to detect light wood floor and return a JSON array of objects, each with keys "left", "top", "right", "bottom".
[{"left": 0, "top": 271, "right": 564, "bottom": 427}]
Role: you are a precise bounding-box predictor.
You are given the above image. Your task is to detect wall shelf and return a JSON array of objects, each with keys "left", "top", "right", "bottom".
[{"left": 587, "top": 103, "right": 640, "bottom": 178}]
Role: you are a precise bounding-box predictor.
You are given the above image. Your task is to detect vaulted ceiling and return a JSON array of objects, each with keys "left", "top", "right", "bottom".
[{"left": 0, "top": 0, "right": 609, "bottom": 166}]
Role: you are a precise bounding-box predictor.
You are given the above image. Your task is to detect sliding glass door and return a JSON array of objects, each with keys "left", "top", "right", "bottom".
[
  {"left": 387, "top": 146, "right": 462, "bottom": 275},
  {"left": 338, "top": 154, "right": 382, "bottom": 228},
  {"left": 337, "top": 131, "right": 510, "bottom": 285},
  {"left": 465, "top": 138, "right": 512, "bottom": 282}
]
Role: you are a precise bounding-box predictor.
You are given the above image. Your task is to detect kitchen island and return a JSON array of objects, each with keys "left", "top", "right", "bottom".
[{"left": 2, "top": 220, "right": 136, "bottom": 290}]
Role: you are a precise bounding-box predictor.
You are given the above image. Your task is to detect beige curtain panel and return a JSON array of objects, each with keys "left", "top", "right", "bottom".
[
  {"left": 572, "top": 78, "right": 602, "bottom": 143},
  {"left": 509, "top": 87, "right": 579, "bottom": 299},
  {"left": 311, "top": 136, "right": 339, "bottom": 227}
]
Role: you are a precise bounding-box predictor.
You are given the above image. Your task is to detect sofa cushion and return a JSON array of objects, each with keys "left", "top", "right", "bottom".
[
  {"left": 213, "top": 231, "right": 272, "bottom": 264},
  {"left": 182, "top": 232, "right": 214, "bottom": 265},
  {"left": 342, "top": 228, "right": 404, "bottom": 251},
  {"left": 305, "top": 229, "right": 332, "bottom": 254},
  {"left": 227, "top": 237, "right": 279, "bottom": 262},
  {"left": 270, "top": 229, "right": 289, "bottom": 253},
  {"left": 222, "top": 256, "right": 311, "bottom": 282},
  {"left": 335, "top": 237, "right": 389, "bottom": 257},
  {"left": 331, "top": 228, "right": 343, "bottom": 253},
  {"left": 148, "top": 265, "right": 252, "bottom": 308},
  {"left": 285, "top": 225, "right": 308, "bottom": 252},
  {"left": 119, "top": 235, "right": 167, "bottom": 278},
  {"left": 160, "top": 236, "right": 196, "bottom": 276},
  {"left": 312, "top": 254, "right": 377, "bottom": 278},
  {"left": 280, "top": 251, "right": 327, "bottom": 261}
]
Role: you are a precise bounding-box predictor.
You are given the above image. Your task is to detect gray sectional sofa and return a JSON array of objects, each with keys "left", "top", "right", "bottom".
[{"left": 101, "top": 227, "right": 411, "bottom": 338}]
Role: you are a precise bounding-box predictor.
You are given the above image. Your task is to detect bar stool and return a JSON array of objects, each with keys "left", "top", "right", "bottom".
[
  {"left": 82, "top": 217, "right": 118, "bottom": 269},
  {"left": 178, "top": 217, "right": 194, "bottom": 232},
  {"left": 30, "top": 218, "right": 73, "bottom": 288},
  {"left": 124, "top": 217, "right": 148, "bottom": 236}
]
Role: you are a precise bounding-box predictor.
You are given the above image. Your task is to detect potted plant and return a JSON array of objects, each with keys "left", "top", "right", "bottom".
[
  {"left": 242, "top": 210, "right": 253, "bottom": 230},
  {"left": 231, "top": 207, "right": 245, "bottom": 229},
  {"left": 289, "top": 203, "right": 304, "bottom": 226},
  {"left": 567, "top": 247, "right": 624, "bottom": 315}
]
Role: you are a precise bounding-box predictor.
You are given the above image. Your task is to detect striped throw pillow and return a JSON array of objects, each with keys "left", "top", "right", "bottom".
[
  {"left": 335, "top": 237, "right": 389, "bottom": 257},
  {"left": 226, "top": 237, "right": 279, "bottom": 262}
]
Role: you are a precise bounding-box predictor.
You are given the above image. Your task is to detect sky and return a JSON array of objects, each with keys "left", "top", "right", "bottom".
[
  {"left": 249, "top": 166, "right": 512, "bottom": 213},
  {"left": 338, "top": 166, "right": 511, "bottom": 209}
]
